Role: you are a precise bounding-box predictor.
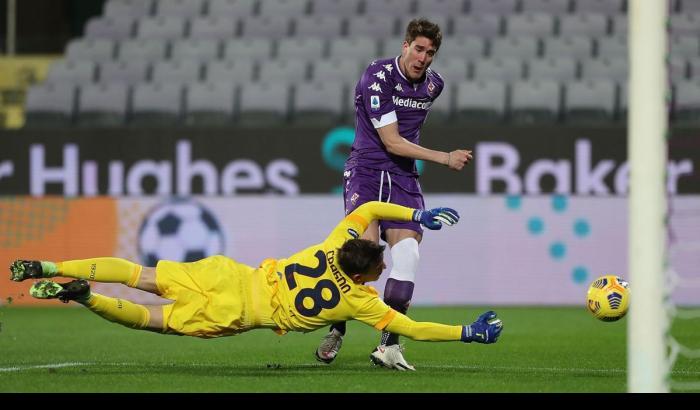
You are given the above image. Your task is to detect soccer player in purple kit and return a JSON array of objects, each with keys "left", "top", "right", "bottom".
[{"left": 315, "top": 18, "right": 473, "bottom": 371}]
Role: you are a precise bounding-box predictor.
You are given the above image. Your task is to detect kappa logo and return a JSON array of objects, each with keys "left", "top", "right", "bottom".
[
  {"left": 374, "top": 70, "right": 387, "bottom": 82},
  {"left": 368, "top": 82, "right": 382, "bottom": 93},
  {"left": 394, "top": 84, "right": 403, "bottom": 92},
  {"left": 370, "top": 95, "right": 380, "bottom": 110},
  {"left": 384, "top": 63, "right": 393, "bottom": 73},
  {"left": 350, "top": 192, "right": 359, "bottom": 205}
]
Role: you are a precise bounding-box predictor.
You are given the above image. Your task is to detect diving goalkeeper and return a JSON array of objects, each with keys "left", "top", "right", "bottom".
[{"left": 10, "top": 201, "right": 503, "bottom": 365}]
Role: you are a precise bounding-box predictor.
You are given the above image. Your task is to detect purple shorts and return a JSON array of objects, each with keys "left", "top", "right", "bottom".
[{"left": 343, "top": 166, "right": 425, "bottom": 238}]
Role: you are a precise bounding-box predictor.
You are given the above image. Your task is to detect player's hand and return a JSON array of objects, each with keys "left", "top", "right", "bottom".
[
  {"left": 461, "top": 311, "right": 503, "bottom": 344},
  {"left": 412, "top": 207, "right": 460, "bottom": 230},
  {"left": 447, "top": 149, "right": 473, "bottom": 171}
]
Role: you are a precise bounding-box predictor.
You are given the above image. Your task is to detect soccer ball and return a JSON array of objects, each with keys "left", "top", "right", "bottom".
[
  {"left": 586, "top": 275, "right": 630, "bottom": 322},
  {"left": 138, "top": 199, "right": 225, "bottom": 267}
]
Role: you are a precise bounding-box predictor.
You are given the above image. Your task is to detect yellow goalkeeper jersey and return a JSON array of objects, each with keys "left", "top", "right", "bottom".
[{"left": 262, "top": 202, "right": 413, "bottom": 333}]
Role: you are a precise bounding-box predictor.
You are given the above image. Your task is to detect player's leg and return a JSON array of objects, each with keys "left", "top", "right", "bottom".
[
  {"left": 369, "top": 228, "right": 421, "bottom": 371},
  {"left": 9, "top": 258, "right": 151, "bottom": 292},
  {"left": 28, "top": 279, "right": 165, "bottom": 332}
]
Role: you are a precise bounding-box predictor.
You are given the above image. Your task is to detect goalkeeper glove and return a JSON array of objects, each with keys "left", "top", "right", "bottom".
[
  {"left": 412, "top": 207, "right": 460, "bottom": 230},
  {"left": 461, "top": 311, "right": 503, "bottom": 344}
]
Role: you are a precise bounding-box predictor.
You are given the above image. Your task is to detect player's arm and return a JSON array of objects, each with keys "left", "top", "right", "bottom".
[
  {"left": 376, "top": 123, "right": 472, "bottom": 171},
  {"left": 383, "top": 310, "right": 503, "bottom": 344}
]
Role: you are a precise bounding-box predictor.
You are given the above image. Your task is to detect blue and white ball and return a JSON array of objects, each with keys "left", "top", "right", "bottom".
[{"left": 138, "top": 199, "right": 225, "bottom": 266}]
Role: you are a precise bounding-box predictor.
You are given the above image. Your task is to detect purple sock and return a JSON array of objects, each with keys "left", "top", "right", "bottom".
[{"left": 381, "top": 278, "right": 414, "bottom": 346}]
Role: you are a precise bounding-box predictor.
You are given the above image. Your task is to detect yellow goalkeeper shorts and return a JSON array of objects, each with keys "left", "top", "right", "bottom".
[{"left": 156, "top": 255, "right": 256, "bottom": 338}]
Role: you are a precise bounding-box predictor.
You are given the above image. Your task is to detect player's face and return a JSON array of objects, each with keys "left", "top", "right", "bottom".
[{"left": 401, "top": 36, "right": 437, "bottom": 82}]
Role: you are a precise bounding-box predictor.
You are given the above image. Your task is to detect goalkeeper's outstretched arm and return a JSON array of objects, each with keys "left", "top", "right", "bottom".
[{"left": 383, "top": 310, "right": 504, "bottom": 344}]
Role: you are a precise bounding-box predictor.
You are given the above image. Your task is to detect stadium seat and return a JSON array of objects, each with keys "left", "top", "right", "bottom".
[
  {"left": 310, "top": 59, "right": 361, "bottom": 84},
  {"left": 207, "top": 0, "right": 257, "bottom": 17},
  {"left": 292, "top": 82, "right": 344, "bottom": 126},
  {"left": 151, "top": 60, "right": 202, "bottom": 85},
  {"left": 527, "top": 58, "right": 578, "bottom": 82},
  {"left": 276, "top": 38, "right": 325, "bottom": 61},
  {"left": 452, "top": 15, "right": 501, "bottom": 38},
  {"left": 240, "top": 16, "right": 292, "bottom": 39},
  {"left": 581, "top": 57, "right": 627, "bottom": 82},
  {"left": 520, "top": 0, "right": 571, "bottom": 15},
  {"left": 564, "top": 79, "right": 616, "bottom": 124},
  {"left": 45, "top": 60, "right": 97, "bottom": 85},
  {"left": 610, "top": 15, "right": 627, "bottom": 37},
  {"left": 454, "top": 80, "right": 506, "bottom": 124},
  {"left": 596, "top": 36, "right": 626, "bottom": 59},
  {"left": 678, "top": 0, "right": 700, "bottom": 13},
  {"left": 76, "top": 83, "right": 129, "bottom": 127},
  {"left": 543, "top": 36, "right": 593, "bottom": 59},
  {"left": 135, "top": 16, "right": 186, "bottom": 40},
  {"left": 104, "top": 0, "right": 154, "bottom": 18},
  {"left": 294, "top": 15, "right": 344, "bottom": 37},
  {"left": 472, "top": 57, "right": 522, "bottom": 82},
  {"left": 258, "top": 60, "right": 308, "bottom": 83},
  {"left": 688, "top": 57, "right": 700, "bottom": 80},
  {"left": 117, "top": 39, "right": 168, "bottom": 62},
  {"left": 185, "top": 82, "right": 236, "bottom": 126},
  {"left": 130, "top": 82, "right": 183, "bottom": 125},
  {"left": 397, "top": 15, "right": 449, "bottom": 35},
  {"left": 415, "top": 0, "right": 465, "bottom": 15},
  {"left": 489, "top": 37, "right": 540, "bottom": 60},
  {"left": 328, "top": 37, "right": 378, "bottom": 62},
  {"left": 670, "top": 36, "right": 700, "bottom": 59},
  {"left": 673, "top": 80, "right": 700, "bottom": 124},
  {"left": 84, "top": 16, "right": 135, "bottom": 40},
  {"left": 510, "top": 80, "right": 561, "bottom": 124},
  {"left": 670, "top": 57, "right": 688, "bottom": 82},
  {"left": 206, "top": 60, "right": 256, "bottom": 83},
  {"left": 24, "top": 84, "right": 76, "bottom": 127},
  {"left": 506, "top": 13, "right": 555, "bottom": 37},
  {"left": 347, "top": 15, "right": 398, "bottom": 38},
  {"left": 259, "top": 0, "right": 309, "bottom": 17},
  {"left": 238, "top": 82, "right": 291, "bottom": 126},
  {"left": 469, "top": 0, "right": 517, "bottom": 14},
  {"left": 65, "top": 39, "right": 116, "bottom": 62},
  {"left": 617, "top": 81, "right": 627, "bottom": 121},
  {"left": 364, "top": 0, "right": 414, "bottom": 16},
  {"left": 154, "top": 0, "right": 206, "bottom": 17},
  {"left": 98, "top": 60, "right": 150, "bottom": 85},
  {"left": 434, "top": 36, "right": 484, "bottom": 60},
  {"left": 189, "top": 16, "right": 237, "bottom": 40},
  {"left": 572, "top": 0, "right": 625, "bottom": 14},
  {"left": 170, "top": 39, "right": 220, "bottom": 62},
  {"left": 670, "top": 13, "right": 700, "bottom": 36},
  {"left": 430, "top": 58, "right": 469, "bottom": 83},
  {"left": 310, "top": 0, "right": 361, "bottom": 16},
  {"left": 381, "top": 36, "right": 407, "bottom": 56},
  {"left": 223, "top": 38, "right": 273, "bottom": 62},
  {"left": 558, "top": 14, "right": 609, "bottom": 38}
]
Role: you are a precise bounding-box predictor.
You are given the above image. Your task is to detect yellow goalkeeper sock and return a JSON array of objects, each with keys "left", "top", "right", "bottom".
[
  {"left": 82, "top": 293, "right": 150, "bottom": 330},
  {"left": 56, "top": 258, "right": 142, "bottom": 287}
]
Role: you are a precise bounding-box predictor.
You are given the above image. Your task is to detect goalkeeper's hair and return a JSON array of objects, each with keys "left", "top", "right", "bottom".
[
  {"left": 404, "top": 18, "right": 442, "bottom": 50},
  {"left": 337, "top": 239, "right": 385, "bottom": 275}
]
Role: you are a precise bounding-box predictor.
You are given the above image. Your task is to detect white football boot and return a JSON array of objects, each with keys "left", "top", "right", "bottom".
[{"left": 370, "top": 344, "right": 416, "bottom": 371}]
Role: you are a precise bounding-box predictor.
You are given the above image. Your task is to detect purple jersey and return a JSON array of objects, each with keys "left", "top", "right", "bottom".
[{"left": 346, "top": 56, "right": 445, "bottom": 176}]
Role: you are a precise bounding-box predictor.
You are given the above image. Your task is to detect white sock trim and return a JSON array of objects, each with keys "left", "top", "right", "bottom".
[{"left": 388, "top": 237, "right": 419, "bottom": 283}]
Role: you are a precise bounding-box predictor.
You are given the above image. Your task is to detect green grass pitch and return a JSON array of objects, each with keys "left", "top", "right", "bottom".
[{"left": 1, "top": 306, "right": 698, "bottom": 392}]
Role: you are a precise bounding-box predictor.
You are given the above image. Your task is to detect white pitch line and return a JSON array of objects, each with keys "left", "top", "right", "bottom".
[
  {"left": 2, "top": 362, "right": 699, "bottom": 377},
  {"left": 0, "top": 362, "right": 92, "bottom": 372}
]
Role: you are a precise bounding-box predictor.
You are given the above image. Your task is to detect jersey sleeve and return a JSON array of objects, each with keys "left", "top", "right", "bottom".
[
  {"left": 384, "top": 311, "right": 463, "bottom": 342},
  {"left": 322, "top": 201, "right": 415, "bottom": 250},
  {"left": 359, "top": 64, "right": 397, "bottom": 129}
]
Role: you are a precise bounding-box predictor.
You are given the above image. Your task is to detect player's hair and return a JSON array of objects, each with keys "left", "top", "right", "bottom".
[
  {"left": 404, "top": 18, "right": 442, "bottom": 51},
  {"left": 337, "top": 239, "right": 385, "bottom": 275}
]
